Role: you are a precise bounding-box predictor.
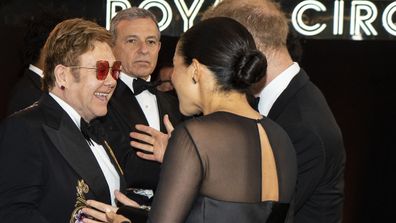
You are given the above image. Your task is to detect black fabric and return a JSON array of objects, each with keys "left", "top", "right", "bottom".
[
  {"left": 132, "top": 78, "right": 158, "bottom": 95},
  {"left": 0, "top": 93, "right": 126, "bottom": 223},
  {"left": 117, "top": 205, "right": 148, "bottom": 223},
  {"left": 184, "top": 196, "right": 290, "bottom": 223},
  {"left": 246, "top": 93, "right": 260, "bottom": 111},
  {"left": 266, "top": 202, "right": 291, "bottom": 223},
  {"left": 7, "top": 68, "right": 42, "bottom": 115},
  {"left": 99, "top": 80, "right": 184, "bottom": 195},
  {"left": 267, "top": 70, "right": 345, "bottom": 223},
  {"left": 124, "top": 190, "right": 153, "bottom": 206},
  {"left": 80, "top": 118, "right": 104, "bottom": 146},
  {"left": 147, "top": 112, "right": 297, "bottom": 223}
]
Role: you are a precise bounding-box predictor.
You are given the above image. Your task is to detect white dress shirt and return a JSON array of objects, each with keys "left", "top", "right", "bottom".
[
  {"left": 49, "top": 93, "right": 120, "bottom": 206},
  {"left": 258, "top": 62, "right": 300, "bottom": 116},
  {"left": 119, "top": 72, "right": 160, "bottom": 131}
]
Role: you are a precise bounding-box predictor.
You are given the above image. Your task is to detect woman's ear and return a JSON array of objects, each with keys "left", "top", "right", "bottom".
[
  {"left": 54, "top": 64, "right": 67, "bottom": 89},
  {"left": 191, "top": 59, "right": 201, "bottom": 83}
]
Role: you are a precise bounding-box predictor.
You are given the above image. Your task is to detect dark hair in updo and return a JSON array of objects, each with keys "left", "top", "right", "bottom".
[{"left": 178, "top": 17, "right": 267, "bottom": 93}]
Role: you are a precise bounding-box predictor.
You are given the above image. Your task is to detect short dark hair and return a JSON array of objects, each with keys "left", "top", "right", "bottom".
[
  {"left": 110, "top": 7, "right": 160, "bottom": 44},
  {"left": 23, "top": 11, "right": 66, "bottom": 65},
  {"left": 178, "top": 17, "right": 267, "bottom": 93}
]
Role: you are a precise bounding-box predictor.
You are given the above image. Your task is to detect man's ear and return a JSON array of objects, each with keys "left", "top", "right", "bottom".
[{"left": 54, "top": 64, "right": 67, "bottom": 89}]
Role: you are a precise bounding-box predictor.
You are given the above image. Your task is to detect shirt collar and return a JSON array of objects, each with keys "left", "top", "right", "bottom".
[
  {"left": 258, "top": 62, "right": 300, "bottom": 116},
  {"left": 29, "top": 64, "right": 43, "bottom": 78},
  {"left": 49, "top": 92, "right": 82, "bottom": 129},
  {"left": 119, "top": 72, "right": 151, "bottom": 93}
]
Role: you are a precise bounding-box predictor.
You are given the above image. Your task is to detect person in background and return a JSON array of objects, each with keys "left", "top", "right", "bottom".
[
  {"left": 82, "top": 17, "right": 297, "bottom": 223},
  {"left": 155, "top": 62, "right": 174, "bottom": 93},
  {"left": 98, "top": 7, "right": 183, "bottom": 206},
  {"left": 203, "top": 1, "right": 346, "bottom": 223},
  {"left": 7, "top": 10, "right": 66, "bottom": 115},
  {"left": 0, "top": 18, "right": 125, "bottom": 223},
  {"left": 152, "top": 35, "right": 178, "bottom": 93}
]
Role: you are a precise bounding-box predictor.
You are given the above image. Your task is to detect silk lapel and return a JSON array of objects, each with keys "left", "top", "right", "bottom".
[
  {"left": 112, "top": 80, "right": 149, "bottom": 126},
  {"left": 268, "top": 69, "right": 309, "bottom": 120},
  {"left": 155, "top": 92, "right": 168, "bottom": 132},
  {"left": 40, "top": 96, "right": 111, "bottom": 204}
]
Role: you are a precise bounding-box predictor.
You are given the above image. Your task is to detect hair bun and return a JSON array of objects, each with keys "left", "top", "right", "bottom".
[{"left": 232, "top": 50, "right": 267, "bottom": 88}]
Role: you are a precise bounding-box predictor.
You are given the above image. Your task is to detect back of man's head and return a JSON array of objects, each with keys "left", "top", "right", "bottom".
[
  {"left": 202, "top": 0, "right": 288, "bottom": 54},
  {"left": 23, "top": 10, "right": 67, "bottom": 67}
]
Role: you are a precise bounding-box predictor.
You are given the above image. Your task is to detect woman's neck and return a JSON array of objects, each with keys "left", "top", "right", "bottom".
[{"left": 202, "top": 91, "right": 262, "bottom": 119}]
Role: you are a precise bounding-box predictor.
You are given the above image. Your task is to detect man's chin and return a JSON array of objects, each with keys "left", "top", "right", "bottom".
[
  {"left": 132, "top": 69, "right": 153, "bottom": 78},
  {"left": 94, "top": 109, "right": 108, "bottom": 118}
]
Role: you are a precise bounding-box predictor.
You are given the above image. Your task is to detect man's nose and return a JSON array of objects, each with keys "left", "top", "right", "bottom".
[
  {"left": 138, "top": 41, "right": 149, "bottom": 54},
  {"left": 103, "top": 70, "right": 116, "bottom": 87}
]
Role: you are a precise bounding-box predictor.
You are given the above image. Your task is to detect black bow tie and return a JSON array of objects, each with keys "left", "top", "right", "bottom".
[
  {"left": 132, "top": 78, "right": 157, "bottom": 95},
  {"left": 80, "top": 118, "right": 104, "bottom": 146}
]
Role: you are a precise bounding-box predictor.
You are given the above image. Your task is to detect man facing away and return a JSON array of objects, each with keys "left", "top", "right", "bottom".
[
  {"left": 99, "top": 7, "right": 183, "bottom": 205},
  {"left": 202, "top": 1, "right": 346, "bottom": 223},
  {"left": 7, "top": 11, "right": 66, "bottom": 115}
]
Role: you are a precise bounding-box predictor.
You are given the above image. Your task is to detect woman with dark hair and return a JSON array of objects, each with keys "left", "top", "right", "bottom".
[{"left": 83, "top": 17, "right": 297, "bottom": 223}]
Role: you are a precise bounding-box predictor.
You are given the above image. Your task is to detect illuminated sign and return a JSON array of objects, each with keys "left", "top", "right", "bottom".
[
  {"left": 290, "top": 0, "right": 396, "bottom": 40},
  {"left": 106, "top": 0, "right": 396, "bottom": 40}
]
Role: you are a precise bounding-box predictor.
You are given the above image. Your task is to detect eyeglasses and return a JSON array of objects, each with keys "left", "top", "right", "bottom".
[{"left": 68, "top": 60, "right": 122, "bottom": 80}]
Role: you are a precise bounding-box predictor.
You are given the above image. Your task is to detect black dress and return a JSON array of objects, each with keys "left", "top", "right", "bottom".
[{"left": 121, "top": 112, "right": 297, "bottom": 223}]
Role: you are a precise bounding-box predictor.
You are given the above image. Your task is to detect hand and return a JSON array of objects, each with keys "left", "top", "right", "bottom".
[
  {"left": 130, "top": 114, "right": 174, "bottom": 163},
  {"left": 82, "top": 210, "right": 130, "bottom": 223},
  {"left": 82, "top": 200, "right": 117, "bottom": 223},
  {"left": 82, "top": 191, "right": 139, "bottom": 222},
  {"left": 106, "top": 211, "right": 131, "bottom": 223},
  {"left": 114, "top": 190, "right": 140, "bottom": 207}
]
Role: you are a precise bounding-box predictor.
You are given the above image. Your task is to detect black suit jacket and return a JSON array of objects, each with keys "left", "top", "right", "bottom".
[
  {"left": 7, "top": 68, "right": 43, "bottom": 115},
  {"left": 0, "top": 93, "right": 126, "bottom": 223},
  {"left": 100, "top": 80, "right": 183, "bottom": 193},
  {"left": 267, "top": 69, "right": 346, "bottom": 223}
]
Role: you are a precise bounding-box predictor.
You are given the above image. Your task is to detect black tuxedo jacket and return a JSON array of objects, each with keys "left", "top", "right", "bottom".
[
  {"left": 7, "top": 68, "right": 43, "bottom": 115},
  {"left": 100, "top": 80, "right": 183, "bottom": 192},
  {"left": 267, "top": 69, "right": 346, "bottom": 223},
  {"left": 0, "top": 93, "right": 126, "bottom": 223}
]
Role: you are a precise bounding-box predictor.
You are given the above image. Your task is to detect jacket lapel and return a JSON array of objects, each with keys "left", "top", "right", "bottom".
[
  {"left": 40, "top": 94, "right": 111, "bottom": 204},
  {"left": 268, "top": 69, "right": 309, "bottom": 120},
  {"left": 112, "top": 80, "right": 149, "bottom": 127},
  {"left": 155, "top": 92, "right": 168, "bottom": 132}
]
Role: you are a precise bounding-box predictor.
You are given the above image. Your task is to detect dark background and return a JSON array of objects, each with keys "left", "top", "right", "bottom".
[{"left": 0, "top": 1, "right": 394, "bottom": 222}]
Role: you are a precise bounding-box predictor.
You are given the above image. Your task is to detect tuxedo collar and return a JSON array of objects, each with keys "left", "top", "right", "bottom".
[
  {"left": 111, "top": 80, "right": 150, "bottom": 127},
  {"left": 258, "top": 63, "right": 299, "bottom": 116},
  {"left": 267, "top": 69, "right": 310, "bottom": 120},
  {"left": 119, "top": 72, "right": 152, "bottom": 94},
  {"left": 25, "top": 69, "right": 42, "bottom": 90},
  {"left": 39, "top": 93, "right": 117, "bottom": 204},
  {"left": 111, "top": 80, "right": 174, "bottom": 132},
  {"left": 28, "top": 64, "right": 43, "bottom": 78}
]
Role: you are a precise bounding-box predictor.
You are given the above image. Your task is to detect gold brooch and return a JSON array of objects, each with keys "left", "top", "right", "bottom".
[{"left": 70, "top": 179, "right": 90, "bottom": 223}]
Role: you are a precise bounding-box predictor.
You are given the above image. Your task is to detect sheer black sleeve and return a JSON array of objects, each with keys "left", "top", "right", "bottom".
[{"left": 147, "top": 124, "right": 202, "bottom": 223}]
